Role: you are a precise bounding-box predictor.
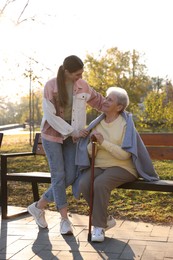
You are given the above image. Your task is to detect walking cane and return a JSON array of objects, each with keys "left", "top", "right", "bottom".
[{"left": 88, "top": 135, "right": 97, "bottom": 242}]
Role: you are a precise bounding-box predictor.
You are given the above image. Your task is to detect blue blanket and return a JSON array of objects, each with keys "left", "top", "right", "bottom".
[{"left": 73, "top": 112, "right": 159, "bottom": 199}]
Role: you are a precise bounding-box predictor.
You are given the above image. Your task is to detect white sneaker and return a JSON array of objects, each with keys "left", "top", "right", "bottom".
[
  {"left": 105, "top": 215, "right": 116, "bottom": 231},
  {"left": 91, "top": 227, "right": 105, "bottom": 242},
  {"left": 60, "top": 218, "right": 73, "bottom": 235},
  {"left": 27, "top": 202, "right": 48, "bottom": 228}
]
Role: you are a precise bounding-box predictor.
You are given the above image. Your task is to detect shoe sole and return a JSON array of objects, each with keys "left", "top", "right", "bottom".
[
  {"left": 91, "top": 239, "right": 104, "bottom": 243},
  {"left": 27, "top": 206, "right": 48, "bottom": 229},
  {"left": 61, "top": 230, "right": 73, "bottom": 235}
]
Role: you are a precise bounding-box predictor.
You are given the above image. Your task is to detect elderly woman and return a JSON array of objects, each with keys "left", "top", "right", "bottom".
[{"left": 77, "top": 86, "right": 158, "bottom": 242}]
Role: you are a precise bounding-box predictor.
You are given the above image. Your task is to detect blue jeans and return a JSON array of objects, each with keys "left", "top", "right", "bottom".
[{"left": 42, "top": 137, "right": 77, "bottom": 210}]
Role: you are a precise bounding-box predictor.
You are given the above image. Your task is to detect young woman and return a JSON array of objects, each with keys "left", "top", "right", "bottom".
[{"left": 27, "top": 55, "right": 104, "bottom": 235}]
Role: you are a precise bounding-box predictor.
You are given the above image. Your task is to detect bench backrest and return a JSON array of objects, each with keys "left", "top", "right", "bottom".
[
  {"left": 0, "top": 133, "right": 3, "bottom": 148},
  {"left": 32, "top": 132, "right": 173, "bottom": 160},
  {"left": 140, "top": 133, "right": 173, "bottom": 160},
  {"left": 32, "top": 133, "right": 45, "bottom": 155}
]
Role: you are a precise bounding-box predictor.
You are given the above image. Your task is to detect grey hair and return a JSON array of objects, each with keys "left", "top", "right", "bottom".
[{"left": 106, "top": 86, "right": 129, "bottom": 111}]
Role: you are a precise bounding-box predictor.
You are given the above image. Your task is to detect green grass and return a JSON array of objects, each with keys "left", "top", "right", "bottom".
[{"left": 1, "top": 133, "right": 173, "bottom": 224}]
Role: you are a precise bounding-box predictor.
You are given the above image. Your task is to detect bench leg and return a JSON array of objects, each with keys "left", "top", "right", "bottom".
[
  {"left": 32, "top": 182, "right": 40, "bottom": 201},
  {"left": 1, "top": 180, "right": 29, "bottom": 219},
  {"left": 1, "top": 177, "right": 8, "bottom": 219},
  {"left": 1, "top": 179, "right": 39, "bottom": 219}
]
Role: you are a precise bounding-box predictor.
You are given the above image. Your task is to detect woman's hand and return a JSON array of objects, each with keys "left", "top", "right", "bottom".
[
  {"left": 90, "top": 130, "right": 104, "bottom": 145},
  {"left": 79, "top": 129, "right": 89, "bottom": 138},
  {"left": 72, "top": 129, "right": 89, "bottom": 143}
]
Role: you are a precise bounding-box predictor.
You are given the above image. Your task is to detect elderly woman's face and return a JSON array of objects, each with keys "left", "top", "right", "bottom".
[{"left": 102, "top": 92, "right": 122, "bottom": 114}]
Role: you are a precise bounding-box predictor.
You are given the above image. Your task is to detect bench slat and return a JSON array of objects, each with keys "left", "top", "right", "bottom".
[
  {"left": 146, "top": 147, "right": 173, "bottom": 160},
  {"left": 7, "top": 172, "right": 50, "bottom": 177},
  {"left": 6, "top": 172, "right": 51, "bottom": 182},
  {"left": 140, "top": 133, "right": 173, "bottom": 146},
  {"left": 119, "top": 179, "right": 173, "bottom": 192},
  {"left": 35, "top": 143, "right": 45, "bottom": 155}
]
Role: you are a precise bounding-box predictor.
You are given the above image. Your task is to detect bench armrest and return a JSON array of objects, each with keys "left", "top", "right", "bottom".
[
  {"left": 1, "top": 152, "right": 34, "bottom": 158},
  {"left": 1, "top": 152, "right": 36, "bottom": 176}
]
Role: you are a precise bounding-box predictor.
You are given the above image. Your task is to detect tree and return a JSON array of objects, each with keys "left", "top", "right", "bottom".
[
  {"left": 83, "top": 47, "right": 150, "bottom": 117},
  {"left": 0, "top": 88, "right": 43, "bottom": 126},
  {"left": 164, "top": 101, "right": 173, "bottom": 130},
  {"left": 18, "top": 89, "right": 43, "bottom": 125},
  {"left": 0, "top": 0, "right": 35, "bottom": 25},
  {"left": 135, "top": 87, "right": 173, "bottom": 132}
]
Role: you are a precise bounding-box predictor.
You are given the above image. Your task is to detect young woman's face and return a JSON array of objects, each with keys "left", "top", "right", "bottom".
[{"left": 65, "top": 68, "right": 84, "bottom": 82}]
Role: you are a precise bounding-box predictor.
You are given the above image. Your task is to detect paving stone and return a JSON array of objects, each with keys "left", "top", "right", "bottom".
[
  {"left": 120, "top": 244, "right": 145, "bottom": 259},
  {"left": 135, "top": 222, "right": 153, "bottom": 232},
  {"left": 151, "top": 226, "right": 171, "bottom": 237}
]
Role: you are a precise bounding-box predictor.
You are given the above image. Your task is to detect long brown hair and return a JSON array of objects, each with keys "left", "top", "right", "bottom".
[{"left": 57, "top": 55, "right": 84, "bottom": 107}]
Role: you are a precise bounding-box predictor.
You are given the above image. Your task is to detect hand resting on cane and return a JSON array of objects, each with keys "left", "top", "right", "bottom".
[
  {"left": 88, "top": 131, "right": 103, "bottom": 157},
  {"left": 90, "top": 131, "right": 104, "bottom": 144}
]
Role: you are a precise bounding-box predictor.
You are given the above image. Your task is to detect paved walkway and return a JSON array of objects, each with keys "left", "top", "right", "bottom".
[{"left": 0, "top": 207, "right": 173, "bottom": 260}]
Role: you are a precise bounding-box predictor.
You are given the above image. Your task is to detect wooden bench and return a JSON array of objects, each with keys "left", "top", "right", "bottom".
[{"left": 1, "top": 133, "right": 173, "bottom": 219}]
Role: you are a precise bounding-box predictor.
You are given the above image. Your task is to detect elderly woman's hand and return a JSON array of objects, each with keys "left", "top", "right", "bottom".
[{"left": 90, "top": 130, "right": 104, "bottom": 145}]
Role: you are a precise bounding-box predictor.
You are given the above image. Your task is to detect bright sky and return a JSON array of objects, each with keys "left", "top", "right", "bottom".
[{"left": 0, "top": 0, "right": 173, "bottom": 100}]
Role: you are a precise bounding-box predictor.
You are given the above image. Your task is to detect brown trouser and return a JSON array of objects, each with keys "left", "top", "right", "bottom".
[{"left": 79, "top": 166, "right": 137, "bottom": 228}]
